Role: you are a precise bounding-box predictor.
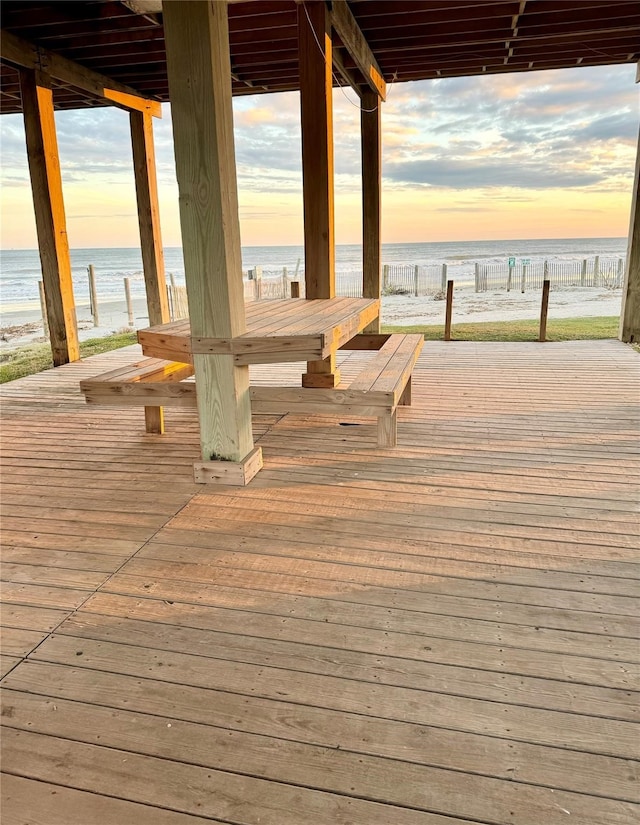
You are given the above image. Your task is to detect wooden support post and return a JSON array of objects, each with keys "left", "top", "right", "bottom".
[
  {"left": 521, "top": 264, "right": 528, "bottom": 293},
  {"left": 20, "top": 69, "right": 79, "bottom": 366},
  {"left": 88, "top": 264, "right": 99, "bottom": 326},
  {"left": 282, "top": 266, "right": 288, "bottom": 297},
  {"left": 593, "top": 255, "right": 600, "bottom": 287},
  {"left": 414, "top": 265, "right": 419, "bottom": 297},
  {"left": 38, "top": 280, "right": 49, "bottom": 338},
  {"left": 130, "top": 109, "right": 170, "bottom": 326},
  {"left": 441, "top": 264, "right": 447, "bottom": 292},
  {"left": 298, "top": 0, "right": 339, "bottom": 388},
  {"left": 290, "top": 281, "right": 300, "bottom": 298},
  {"left": 474, "top": 263, "right": 480, "bottom": 292},
  {"left": 124, "top": 277, "right": 135, "bottom": 327},
  {"left": 163, "top": 0, "right": 259, "bottom": 482},
  {"left": 298, "top": 1, "right": 335, "bottom": 299},
  {"left": 169, "top": 273, "right": 177, "bottom": 288},
  {"left": 539, "top": 278, "right": 550, "bottom": 342},
  {"left": 129, "top": 109, "right": 170, "bottom": 432},
  {"left": 581, "top": 258, "right": 587, "bottom": 286},
  {"left": 507, "top": 263, "right": 513, "bottom": 292},
  {"left": 383, "top": 264, "right": 389, "bottom": 289},
  {"left": 444, "top": 279, "right": 454, "bottom": 341},
  {"left": 621, "top": 126, "right": 640, "bottom": 343},
  {"left": 361, "top": 89, "right": 381, "bottom": 332}
]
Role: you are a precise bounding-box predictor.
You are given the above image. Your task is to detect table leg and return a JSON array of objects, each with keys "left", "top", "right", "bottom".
[{"left": 144, "top": 406, "right": 164, "bottom": 434}]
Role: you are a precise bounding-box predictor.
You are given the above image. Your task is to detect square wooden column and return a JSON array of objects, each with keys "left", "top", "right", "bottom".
[
  {"left": 361, "top": 89, "right": 382, "bottom": 333},
  {"left": 163, "top": 0, "right": 261, "bottom": 484},
  {"left": 620, "top": 126, "right": 639, "bottom": 343},
  {"left": 130, "top": 110, "right": 170, "bottom": 327},
  {"left": 130, "top": 109, "right": 171, "bottom": 435},
  {"left": 19, "top": 69, "right": 79, "bottom": 366},
  {"left": 298, "top": 0, "right": 339, "bottom": 388}
]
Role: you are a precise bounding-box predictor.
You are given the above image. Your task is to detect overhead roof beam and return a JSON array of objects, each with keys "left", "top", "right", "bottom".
[
  {"left": 331, "top": 44, "right": 362, "bottom": 97},
  {"left": 329, "top": 1, "right": 386, "bottom": 100},
  {"left": 0, "top": 29, "right": 161, "bottom": 115}
]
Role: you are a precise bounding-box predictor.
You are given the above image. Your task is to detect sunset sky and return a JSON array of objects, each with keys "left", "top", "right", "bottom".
[{"left": 0, "top": 62, "right": 637, "bottom": 249}]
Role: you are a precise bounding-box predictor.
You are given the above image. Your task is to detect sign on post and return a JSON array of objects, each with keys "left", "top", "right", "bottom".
[{"left": 508, "top": 256, "right": 515, "bottom": 267}]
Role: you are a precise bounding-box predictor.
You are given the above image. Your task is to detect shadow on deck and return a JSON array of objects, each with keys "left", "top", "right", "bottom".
[{"left": 1, "top": 340, "right": 639, "bottom": 824}]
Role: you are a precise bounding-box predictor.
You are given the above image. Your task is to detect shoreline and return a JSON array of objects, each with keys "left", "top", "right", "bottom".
[{"left": 0, "top": 286, "right": 624, "bottom": 354}]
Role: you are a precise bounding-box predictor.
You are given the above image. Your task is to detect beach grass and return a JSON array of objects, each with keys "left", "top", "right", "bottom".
[
  {"left": 382, "top": 315, "right": 619, "bottom": 341},
  {"left": 0, "top": 331, "right": 137, "bottom": 384}
]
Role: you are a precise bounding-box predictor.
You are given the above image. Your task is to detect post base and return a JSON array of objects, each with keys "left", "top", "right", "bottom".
[
  {"left": 302, "top": 369, "right": 341, "bottom": 388},
  {"left": 193, "top": 446, "right": 263, "bottom": 486}
]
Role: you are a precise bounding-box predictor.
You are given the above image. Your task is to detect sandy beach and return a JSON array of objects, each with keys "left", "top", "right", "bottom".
[{"left": 0, "top": 285, "right": 624, "bottom": 354}]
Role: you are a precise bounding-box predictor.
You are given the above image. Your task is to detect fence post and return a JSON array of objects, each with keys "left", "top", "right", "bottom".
[
  {"left": 617, "top": 257, "right": 624, "bottom": 288},
  {"left": 124, "top": 277, "right": 134, "bottom": 327},
  {"left": 282, "top": 266, "right": 288, "bottom": 298},
  {"left": 383, "top": 264, "right": 389, "bottom": 289},
  {"left": 441, "top": 263, "right": 447, "bottom": 291},
  {"left": 444, "top": 279, "right": 454, "bottom": 341},
  {"left": 87, "top": 264, "right": 99, "bottom": 327},
  {"left": 543, "top": 259, "right": 549, "bottom": 284},
  {"left": 38, "top": 280, "right": 49, "bottom": 338},
  {"left": 507, "top": 263, "right": 513, "bottom": 292},
  {"left": 539, "top": 278, "right": 550, "bottom": 342},
  {"left": 167, "top": 284, "right": 174, "bottom": 321},
  {"left": 521, "top": 264, "right": 528, "bottom": 293},
  {"left": 290, "top": 281, "right": 300, "bottom": 298},
  {"left": 593, "top": 255, "right": 600, "bottom": 287},
  {"left": 474, "top": 263, "right": 479, "bottom": 292},
  {"left": 414, "top": 264, "right": 419, "bottom": 297},
  {"left": 249, "top": 266, "right": 262, "bottom": 300},
  {"left": 169, "top": 273, "right": 177, "bottom": 288}
]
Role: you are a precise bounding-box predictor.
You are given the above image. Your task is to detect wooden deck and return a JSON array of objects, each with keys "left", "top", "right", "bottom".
[{"left": 1, "top": 339, "right": 639, "bottom": 824}]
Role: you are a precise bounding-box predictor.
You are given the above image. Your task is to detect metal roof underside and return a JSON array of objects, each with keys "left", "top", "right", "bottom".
[{"left": 1, "top": 0, "right": 639, "bottom": 113}]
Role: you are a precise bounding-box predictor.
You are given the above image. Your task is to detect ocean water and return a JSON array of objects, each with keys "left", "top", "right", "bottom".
[{"left": 0, "top": 237, "right": 627, "bottom": 315}]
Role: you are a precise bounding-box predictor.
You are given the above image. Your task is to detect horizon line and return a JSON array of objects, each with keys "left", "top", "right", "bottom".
[{"left": 0, "top": 235, "right": 628, "bottom": 253}]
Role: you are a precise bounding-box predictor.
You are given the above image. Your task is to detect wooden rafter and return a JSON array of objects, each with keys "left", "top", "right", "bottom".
[
  {"left": 331, "top": 44, "right": 362, "bottom": 97},
  {"left": 0, "top": 29, "right": 161, "bottom": 115},
  {"left": 329, "top": 0, "right": 386, "bottom": 100}
]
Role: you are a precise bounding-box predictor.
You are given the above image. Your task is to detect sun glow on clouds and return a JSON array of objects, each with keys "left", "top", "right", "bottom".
[{"left": 0, "top": 64, "right": 637, "bottom": 248}]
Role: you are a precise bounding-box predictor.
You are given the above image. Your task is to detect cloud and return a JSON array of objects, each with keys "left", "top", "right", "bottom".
[{"left": 384, "top": 157, "right": 603, "bottom": 189}]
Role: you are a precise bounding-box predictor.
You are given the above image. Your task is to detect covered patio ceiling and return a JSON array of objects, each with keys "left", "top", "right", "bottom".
[{"left": 1, "top": 0, "right": 639, "bottom": 113}]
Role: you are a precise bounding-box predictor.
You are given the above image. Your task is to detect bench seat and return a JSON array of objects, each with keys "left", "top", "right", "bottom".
[
  {"left": 250, "top": 333, "right": 423, "bottom": 445},
  {"left": 79, "top": 334, "right": 423, "bottom": 446}
]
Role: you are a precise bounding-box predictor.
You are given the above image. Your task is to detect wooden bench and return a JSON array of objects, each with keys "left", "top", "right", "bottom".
[
  {"left": 79, "top": 357, "right": 195, "bottom": 434},
  {"left": 79, "top": 334, "right": 423, "bottom": 446},
  {"left": 250, "top": 333, "right": 423, "bottom": 446}
]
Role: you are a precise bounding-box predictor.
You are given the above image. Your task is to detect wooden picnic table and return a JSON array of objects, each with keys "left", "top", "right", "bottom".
[{"left": 137, "top": 297, "right": 380, "bottom": 366}]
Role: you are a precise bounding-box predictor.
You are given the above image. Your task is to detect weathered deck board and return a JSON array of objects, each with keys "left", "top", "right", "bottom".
[{"left": 1, "top": 340, "right": 639, "bottom": 824}]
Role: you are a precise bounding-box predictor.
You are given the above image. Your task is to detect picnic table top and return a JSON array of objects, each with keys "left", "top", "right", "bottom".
[{"left": 138, "top": 297, "right": 380, "bottom": 365}]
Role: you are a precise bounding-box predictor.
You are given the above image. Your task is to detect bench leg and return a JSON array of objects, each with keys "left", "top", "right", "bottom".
[
  {"left": 377, "top": 410, "right": 397, "bottom": 447},
  {"left": 399, "top": 377, "right": 412, "bottom": 406},
  {"left": 144, "top": 406, "right": 164, "bottom": 434}
]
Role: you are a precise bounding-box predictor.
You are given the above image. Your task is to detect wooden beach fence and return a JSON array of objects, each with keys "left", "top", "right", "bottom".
[{"left": 167, "top": 283, "right": 189, "bottom": 320}]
